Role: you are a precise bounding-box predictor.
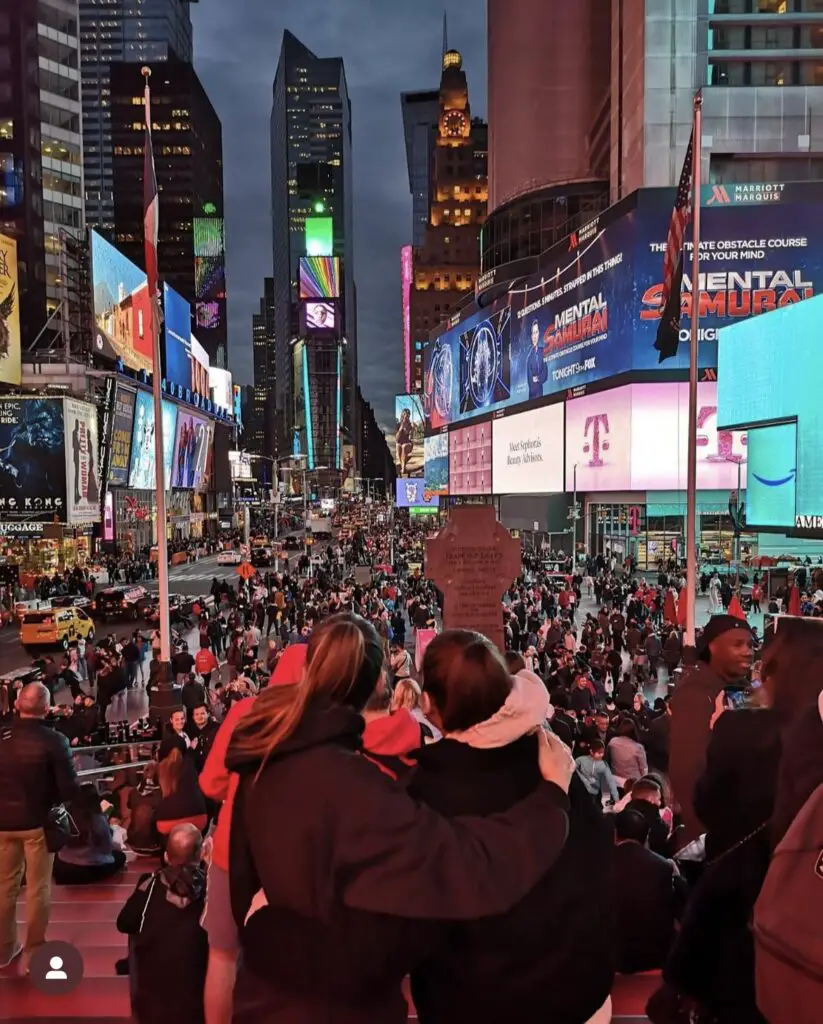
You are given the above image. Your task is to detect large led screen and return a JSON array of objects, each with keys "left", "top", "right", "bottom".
[
  {"left": 299, "top": 256, "right": 340, "bottom": 299},
  {"left": 90, "top": 230, "right": 153, "bottom": 374},
  {"left": 108, "top": 385, "right": 136, "bottom": 486},
  {"left": 128, "top": 391, "right": 178, "bottom": 491},
  {"left": 64, "top": 399, "right": 101, "bottom": 524},
  {"left": 394, "top": 394, "right": 425, "bottom": 477},
  {"left": 305, "top": 301, "right": 336, "bottom": 331},
  {"left": 423, "top": 433, "right": 449, "bottom": 495},
  {"left": 162, "top": 283, "right": 192, "bottom": 391},
  {"left": 449, "top": 422, "right": 492, "bottom": 495},
  {"left": 0, "top": 232, "right": 21, "bottom": 385},
  {"left": 171, "top": 411, "right": 212, "bottom": 490},
  {"left": 745, "top": 422, "right": 797, "bottom": 529},
  {"left": 395, "top": 478, "right": 439, "bottom": 508},
  {"left": 423, "top": 183, "right": 823, "bottom": 431},
  {"left": 565, "top": 385, "right": 633, "bottom": 492},
  {"left": 629, "top": 382, "right": 747, "bottom": 492},
  {"left": 209, "top": 366, "right": 233, "bottom": 414},
  {"left": 305, "top": 216, "right": 333, "bottom": 257},
  {"left": 492, "top": 403, "right": 564, "bottom": 495},
  {"left": 0, "top": 398, "right": 66, "bottom": 520}
]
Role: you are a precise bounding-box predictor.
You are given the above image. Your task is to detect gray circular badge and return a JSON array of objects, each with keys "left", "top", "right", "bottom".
[{"left": 27, "top": 941, "right": 85, "bottom": 995}]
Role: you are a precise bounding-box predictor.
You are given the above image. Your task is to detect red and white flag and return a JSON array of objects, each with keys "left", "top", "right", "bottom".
[{"left": 143, "top": 74, "right": 159, "bottom": 300}]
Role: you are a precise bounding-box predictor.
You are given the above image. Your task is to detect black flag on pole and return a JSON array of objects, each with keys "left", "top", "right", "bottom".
[{"left": 654, "top": 130, "right": 694, "bottom": 363}]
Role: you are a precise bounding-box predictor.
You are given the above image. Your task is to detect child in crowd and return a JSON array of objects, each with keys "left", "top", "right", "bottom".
[{"left": 575, "top": 739, "right": 620, "bottom": 804}]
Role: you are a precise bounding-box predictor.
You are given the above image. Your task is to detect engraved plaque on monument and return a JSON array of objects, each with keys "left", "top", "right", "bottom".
[{"left": 425, "top": 505, "right": 521, "bottom": 653}]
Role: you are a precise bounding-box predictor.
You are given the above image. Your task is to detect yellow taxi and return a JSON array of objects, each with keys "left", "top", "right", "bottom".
[{"left": 20, "top": 605, "right": 95, "bottom": 651}]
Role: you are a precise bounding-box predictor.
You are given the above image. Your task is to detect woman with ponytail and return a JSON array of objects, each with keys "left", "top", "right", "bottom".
[{"left": 225, "top": 612, "right": 575, "bottom": 1024}]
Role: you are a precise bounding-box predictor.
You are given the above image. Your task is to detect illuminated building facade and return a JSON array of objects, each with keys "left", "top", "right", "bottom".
[
  {"left": 270, "top": 31, "right": 357, "bottom": 478},
  {"left": 408, "top": 48, "right": 487, "bottom": 394},
  {"left": 108, "top": 57, "right": 227, "bottom": 365},
  {"left": 250, "top": 277, "right": 274, "bottom": 463},
  {"left": 79, "top": 0, "right": 196, "bottom": 234},
  {"left": 0, "top": 0, "right": 47, "bottom": 346}
]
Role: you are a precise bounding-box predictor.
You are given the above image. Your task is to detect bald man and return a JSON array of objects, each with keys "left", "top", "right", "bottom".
[
  {"left": 117, "top": 821, "right": 208, "bottom": 1024},
  {"left": 0, "top": 682, "right": 79, "bottom": 968}
]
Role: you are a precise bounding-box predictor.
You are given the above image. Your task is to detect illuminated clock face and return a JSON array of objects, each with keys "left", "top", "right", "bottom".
[{"left": 443, "top": 110, "right": 467, "bottom": 137}]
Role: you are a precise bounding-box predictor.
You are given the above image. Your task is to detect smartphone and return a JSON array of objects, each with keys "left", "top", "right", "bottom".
[{"left": 724, "top": 688, "right": 748, "bottom": 710}]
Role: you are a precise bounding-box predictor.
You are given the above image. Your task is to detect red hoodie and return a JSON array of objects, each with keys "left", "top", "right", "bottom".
[{"left": 361, "top": 709, "right": 423, "bottom": 780}]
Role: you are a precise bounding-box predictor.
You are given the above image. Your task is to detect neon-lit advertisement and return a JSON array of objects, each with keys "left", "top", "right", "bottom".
[
  {"left": 564, "top": 385, "right": 633, "bottom": 492},
  {"left": 401, "top": 245, "right": 412, "bottom": 393},
  {"left": 171, "top": 410, "right": 211, "bottom": 490},
  {"left": 90, "top": 230, "right": 153, "bottom": 374},
  {"left": 395, "top": 478, "right": 439, "bottom": 508},
  {"left": 394, "top": 394, "right": 425, "bottom": 478},
  {"left": 190, "top": 335, "right": 210, "bottom": 400},
  {"left": 305, "top": 216, "right": 333, "bottom": 257},
  {"left": 299, "top": 256, "right": 341, "bottom": 299},
  {"left": 449, "top": 422, "right": 492, "bottom": 495},
  {"left": 492, "top": 404, "right": 565, "bottom": 495},
  {"left": 305, "top": 302, "right": 335, "bottom": 331},
  {"left": 162, "top": 283, "right": 192, "bottom": 391},
  {"left": 336, "top": 344, "right": 342, "bottom": 471},
  {"left": 302, "top": 343, "right": 315, "bottom": 470},
  {"left": 128, "top": 391, "right": 178, "bottom": 491},
  {"left": 423, "top": 434, "right": 448, "bottom": 495}
]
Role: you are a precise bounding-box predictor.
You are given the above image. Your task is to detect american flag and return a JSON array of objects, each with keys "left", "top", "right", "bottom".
[
  {"left": 659, "top": 129, "right": 694, "bottom": 311},
  {"left": 143, "top": 71, "right": 159, "bottom": 300}
]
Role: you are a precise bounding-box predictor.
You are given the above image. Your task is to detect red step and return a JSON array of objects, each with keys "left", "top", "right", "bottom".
[
  {"left": 18, "top": 902, "right": 124, "bottom": 925},
  {"left": 0, "top": 977, "right": 130, "bottom": 1019}
]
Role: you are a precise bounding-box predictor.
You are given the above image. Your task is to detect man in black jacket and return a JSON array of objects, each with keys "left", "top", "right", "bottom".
[{"left": 0, "top": 683, "right": 79, "bottom": 967}]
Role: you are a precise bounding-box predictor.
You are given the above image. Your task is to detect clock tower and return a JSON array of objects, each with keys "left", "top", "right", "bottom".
[{"left": 405, "top": 43, "right": 488, "bottom": 396}]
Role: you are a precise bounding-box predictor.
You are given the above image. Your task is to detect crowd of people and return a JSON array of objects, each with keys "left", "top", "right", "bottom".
[{"left": 0, "top": 507, "right": 821, "bottom": 1024}]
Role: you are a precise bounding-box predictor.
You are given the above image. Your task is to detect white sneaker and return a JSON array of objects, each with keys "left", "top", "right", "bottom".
[{"left": 0, "top": 943, "right": 22, "bottom": 969}]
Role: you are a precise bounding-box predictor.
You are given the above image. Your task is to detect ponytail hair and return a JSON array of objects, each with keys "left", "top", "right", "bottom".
[{"left": 231, "top": 612, "right": 384, "bottom": 776}]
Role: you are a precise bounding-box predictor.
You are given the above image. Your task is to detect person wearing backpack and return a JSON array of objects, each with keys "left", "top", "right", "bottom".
[{"left": 649, "top": 623, "right": 823, "bottom": 1024}]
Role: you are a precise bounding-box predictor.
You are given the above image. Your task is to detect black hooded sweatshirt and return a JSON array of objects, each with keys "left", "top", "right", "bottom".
[{"left": 225, "top": 699, "right": 570, "bottom": 1024}]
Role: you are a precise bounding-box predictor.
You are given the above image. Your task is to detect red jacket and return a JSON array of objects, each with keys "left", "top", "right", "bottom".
[{"left": 194, "top": 648, "right": 218, "bottom": 676}]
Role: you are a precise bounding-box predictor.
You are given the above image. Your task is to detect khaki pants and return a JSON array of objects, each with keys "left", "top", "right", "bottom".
[{"left": 0, "top": 827, "right": 54, "bottom": 959}]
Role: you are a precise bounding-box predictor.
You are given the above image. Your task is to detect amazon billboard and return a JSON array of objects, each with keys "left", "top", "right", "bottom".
[
  {"left": 718, "top": 293, "right": 822, "bottom": 532},
  {"left": 425, "top": 181, "right": 823, "bottom": 433}
]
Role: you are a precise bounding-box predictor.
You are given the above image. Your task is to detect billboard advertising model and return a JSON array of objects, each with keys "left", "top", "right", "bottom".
[
  {"left": 449, "top": 422, "right": 492, "bottom": 496},
  {"left": 423, "top": 434, "right": 449, "bottom": 495},
  {"left": 0, "top": 398, "right": 66, "bottom": 520},
  {"left": 108, "top": 385, "right": 137, "bottom": 486},
  {"left": 162, "top": 283, "right": 192, "bottom": 391},
  {"left": 128, "top": 390, "right": 178, "bottom": 491},
  {"left": 0, "top": 233, "right": 21, "bottom": 385},
  {"left": 65, "top": 399, "right": 101, "bottom": 523},
  {"left": 394, "top": 394, "right": 425, "bottom": 477},
  {"left": 171, "top": 411, "right": 212, "bottom": 490},
  {"left": 90, "top": 230, "right": 153, "bottom": 374},
  {"left": 492, "top": 403, "right": 565, "bottom": 495}
]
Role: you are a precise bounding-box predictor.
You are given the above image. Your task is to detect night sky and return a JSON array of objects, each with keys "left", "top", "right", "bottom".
[{"left": 192, "top": 0, "right": 486, "bottom": 429}]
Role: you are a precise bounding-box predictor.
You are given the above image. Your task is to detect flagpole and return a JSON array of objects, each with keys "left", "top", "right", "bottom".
[
  {"left": 684, "top": 91, "right": 703, "bottom": 649},
  {"left": 143, "top": 66, "right": 174, "bottom": 711}
]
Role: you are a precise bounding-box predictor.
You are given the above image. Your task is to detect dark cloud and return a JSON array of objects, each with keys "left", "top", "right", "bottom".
[{"left": 192, "top": 0, "right": 486, "bottom": 425}]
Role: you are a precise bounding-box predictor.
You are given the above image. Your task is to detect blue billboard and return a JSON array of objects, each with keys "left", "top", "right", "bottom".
[
  {"left": 425, "top": 185, "right": 823, "bottom": 431},
  {"left": 128, "top": 390, "right": 178, "bottom": 491},
  {"left": 395, "top": 478, "right": 440, "bottom": 508},
  {"left": 162, "top": 283, "right": 192, "bottom": 391},
  {"left": 718, "top": 293, "right": 823, "bottom": 529}
]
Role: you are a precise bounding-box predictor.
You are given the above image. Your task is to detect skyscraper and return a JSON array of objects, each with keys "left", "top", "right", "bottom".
[
  {"left": 107, "top": 58, "right": 227, "bottom": 365},
  {"left": 612, "top": 0, "right": 823, "bottom": 198},
  {"left": 270, "top": 31, "right": 356, "bottom": 478},
  {"left": 250, "top": 277, "right": 274, "bottom": 460},
  {"left": 37, "top": 0, "right": 85, "bottom": 320},
  {"left": 483, "top": 0, "right": 611, "bottom": 274},
  {"left": 407, "top": 47, "right": 487, "bottom": 394},
  {"left": 0, "top": 0, "right": 46, "bottom": 348},
  {"left": 401, "top": 89, "right": 440, "bottom": 248},
  {"left": 80, "top": 0, "right": 197, "bottom": 233}
]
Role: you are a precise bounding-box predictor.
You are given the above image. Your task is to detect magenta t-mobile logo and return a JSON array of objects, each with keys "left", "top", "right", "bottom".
[
  {"left": 697, "top": 405, "right": 747, "bottom": 463},
  {"left": 583, "top": 413, "right": 610, "bottom": 468}
]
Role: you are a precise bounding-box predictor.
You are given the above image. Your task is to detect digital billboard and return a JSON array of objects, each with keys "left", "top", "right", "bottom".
[
  {"left": 423, "top": 183, "right": 823, "bottom": 431},
  {"left": 423, "top": 433, "right": 449, "bottom": 495},
  {"left": 565, "top": 384, "right": 633, "bottom": 492},
  {"left": 0, "top": 232, "right": 21, "bottom": 385},
  {"left": 394, "top": 394, "right": 425, "bottom": 478},
  {"left": 196, "top": 301, "right": 220, "bottom": 330},
  {"left": 395, "top": 479, "right": 440, "bottom": 508},
  {"left": 565, "top": 381, "right": 747, "bottom": 492},
  {"left": 0, "top": 398, "right": 66, "bottom": 521},
  {"left": 64, "top": 399, "right": 101, "bottom": 524},
  {"left": 209, "top": 366, "right": 233, "bottom": 414},
  {"left": 193, "top": 217, "right": 226, "bottom": 300},
  {"left": 449, "top": 422, "right": 492, "bottom": 495},
  {"left": 718, "top": 292, "right": 821, "bottom": 527},
  {"left": 492, "top": 403, "right": 564, "bottom": 495},
  {"left": 90, "top": 230, "right": 154, "bottom": 374},
  {"left": 745, "top": 422, "right": 797, "bottom": 529},
  {"left": 401, "top": 245, "right": 412, "bottom": 393},
  {"left": 305, "top": 301, "right": 336, "bottom": 331},
  {"left": 299, "top": 256, "right": 340, "bottom": 299},
  {"left": 128, "top": 391, "right": 178, "bottom": 491},
  {"left": 233, "top": 384, "right": 243, "bottom": 428},
  {"left": 305, "top": 216, "right": 333, "bottom": 257},
  {"left": 229, "top": 450, "right": 254, "bottom": 481},
  {"left": 171, "top": 410, "right": 212, "bottom": 490},
  {"left": 191, "top": 335, "right": 210, "bottom": 400},
  {"left": 109, "top": 385, "right": 136, "bottom": 486},
  {"left": 162, "top": 283, "right": 192, "bottom": 391}
]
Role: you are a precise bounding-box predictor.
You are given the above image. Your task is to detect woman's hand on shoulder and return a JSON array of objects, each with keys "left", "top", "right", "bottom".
[{"left": 537, "top": 728, "right": 575, "bottom": 793}]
